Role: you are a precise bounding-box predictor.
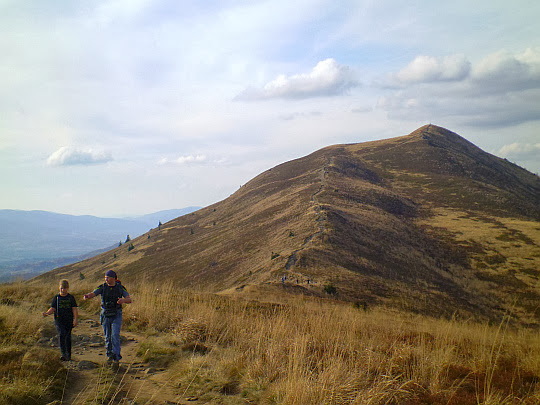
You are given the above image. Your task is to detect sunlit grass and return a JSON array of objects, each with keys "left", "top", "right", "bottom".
[{"left": 1, "top": 280, "right": 539, "bottom": 404}]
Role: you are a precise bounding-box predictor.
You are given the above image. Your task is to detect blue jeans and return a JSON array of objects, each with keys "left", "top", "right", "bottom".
[{"left": 101, "top": 310, "right": 123, "bottom": 361}]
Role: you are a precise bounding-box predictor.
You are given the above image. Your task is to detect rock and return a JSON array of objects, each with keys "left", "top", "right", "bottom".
[
  {"left": 89, "top": 343, "right": 103, "bottom": 348},
  {"left": 85, "top": 319, "right": 100, "bottom": 328},
  {"left": 78, "top": 360, "right": 98, "bottom": 370}
]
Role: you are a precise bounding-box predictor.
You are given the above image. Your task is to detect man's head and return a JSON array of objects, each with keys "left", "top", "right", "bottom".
[{"left": 105, "top": 270, "right": 117, "bottom": 286}]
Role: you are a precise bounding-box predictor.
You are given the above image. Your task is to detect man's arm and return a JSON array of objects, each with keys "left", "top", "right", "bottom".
[
  {"left": 117, "top": 295, "right": 132, "bottom": 305},
  {"left": 83, "top": 292, "right": 96, "bottom": 300}
]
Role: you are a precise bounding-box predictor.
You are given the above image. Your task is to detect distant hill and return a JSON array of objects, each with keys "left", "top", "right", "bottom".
[
  {"left": 0, "top": 207, "right": 199, "bottom": 281},
  {"left": 33, "top": 125, "right": 540, "bottom": 325}
]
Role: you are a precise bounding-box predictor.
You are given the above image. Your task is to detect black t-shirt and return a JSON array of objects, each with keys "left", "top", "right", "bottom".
[
  {"left": 51, "top": 293, "right": 77, "bottom": 326},
  {"left": 93, "top": 282, "right": 129, "bottom": 310}
]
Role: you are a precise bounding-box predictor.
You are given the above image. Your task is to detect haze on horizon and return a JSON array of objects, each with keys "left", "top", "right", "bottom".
[{"left": 1, "top": 0, "right": 539, "bottom": 217}]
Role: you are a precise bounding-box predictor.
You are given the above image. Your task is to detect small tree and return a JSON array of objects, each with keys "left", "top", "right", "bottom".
[{"left": 323, "top": 283, "right": 337, "bottom": 295}]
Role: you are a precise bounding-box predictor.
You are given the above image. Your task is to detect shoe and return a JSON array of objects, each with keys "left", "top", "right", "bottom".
[
  {"left": 106, "top": 357, "right": 114, "bottom": 365},
  {"left": 60, "top": 356, "right": 68, "bottom": 361}
]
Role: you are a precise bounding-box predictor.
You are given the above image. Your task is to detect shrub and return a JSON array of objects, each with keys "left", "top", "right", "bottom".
[{"left": 323, "top": 283, "right": 337, "bottom": 295}]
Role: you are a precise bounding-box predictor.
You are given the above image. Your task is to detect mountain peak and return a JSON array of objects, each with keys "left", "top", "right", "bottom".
[{"left": 410, "top": 124, "right": 479, "bottom": 151}]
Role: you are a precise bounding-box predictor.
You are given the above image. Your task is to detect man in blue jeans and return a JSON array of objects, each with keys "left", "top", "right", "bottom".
[{"left": 83, "top": 270, "right": 131, "bottom": 365}]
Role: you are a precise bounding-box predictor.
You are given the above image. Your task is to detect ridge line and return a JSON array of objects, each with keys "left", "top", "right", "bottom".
[{"left": 284, "top": 159, "right": 329, "bottom": 271}]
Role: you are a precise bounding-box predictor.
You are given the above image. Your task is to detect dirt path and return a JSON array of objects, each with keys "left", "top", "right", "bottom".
[
  {"left": 55, "top": 309, "right": 188, "bottom": 405},
  {"left": 284, "top": 161, "right": 329, "bottom": 271}
]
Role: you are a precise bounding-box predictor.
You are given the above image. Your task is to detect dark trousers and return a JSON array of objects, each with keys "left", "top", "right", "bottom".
[{"left": 55, "top": 321, "right": 73, "bottom": 359}]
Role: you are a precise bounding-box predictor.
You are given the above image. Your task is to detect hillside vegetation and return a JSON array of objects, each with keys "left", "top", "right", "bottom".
[
  {"left": 1, "top": 281, "right": 539, "bottom": 404},
  {"left": 33, "top": 125, "right": 540, "bottom": 326}
]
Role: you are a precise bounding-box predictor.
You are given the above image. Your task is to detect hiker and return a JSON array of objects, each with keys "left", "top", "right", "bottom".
[
  {"left": 43, "top": 279, "right": 78, "bottom": 361},
  {"left": 83, "top": 270, "right": 131, "bottom": 364}
]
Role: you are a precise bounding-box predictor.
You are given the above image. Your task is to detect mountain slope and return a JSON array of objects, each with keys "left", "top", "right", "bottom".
[{"left": 33, "top": 125, "right": 540, "bottom": 325}]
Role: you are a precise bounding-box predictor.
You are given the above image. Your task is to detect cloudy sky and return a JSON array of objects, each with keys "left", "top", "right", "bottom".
[{"left": 2, "top": 0, "right": 539, "bottom": 217}]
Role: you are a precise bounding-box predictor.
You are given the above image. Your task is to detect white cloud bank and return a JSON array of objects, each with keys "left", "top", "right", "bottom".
[
  {"left": 46, "top": 147, "right": 113, "bottom": 167},
  {"left": 235, "top": 58, "right": 359, "bottom": 101},
  {"left": 158, "top": 155, "right": 207, "bottom": 165},
  {"left": 383, "top": 48, "right": 540, "bottom": 90},
  {"left": 389, "top": 54, "right": 471, "bottom": 85},
  {"left": 497, "top": 142, "right": 540, "bottom": 161},
  {"left": 471, "top": 48, "right": 540, "bottom": 93},
  {"left": 377, "top": 48, "right": 540, "bottom": 127}
]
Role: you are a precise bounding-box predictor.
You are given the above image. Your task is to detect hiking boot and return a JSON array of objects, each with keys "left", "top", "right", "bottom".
[
  {"left": 60, "top": 356, "right": 68, "bottom": 361},
  {"left": 106, "top": 357, "right": 114, "bottom": 365}
]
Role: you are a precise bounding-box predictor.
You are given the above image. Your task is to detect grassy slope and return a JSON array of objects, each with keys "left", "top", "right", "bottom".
[
  {"left": 32, "top": 125, "right": 540, "bottom": 325},
  {"left": 1, "top": 281, "right": 539, "bottom": 404}
]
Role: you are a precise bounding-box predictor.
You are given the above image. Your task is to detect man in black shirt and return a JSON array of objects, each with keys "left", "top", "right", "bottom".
[{"left": 83, "top": 270, "right": 131, "bottom": 364}]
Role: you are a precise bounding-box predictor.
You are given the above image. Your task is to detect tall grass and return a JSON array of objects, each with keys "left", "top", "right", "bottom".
[
  {"left": 0, "top": 283, "right": 67, "bottom": 405},
  {"left": 122, "top": 281, "right": 540, "bottom": 404},
  {"left": 0, "top": 280, "right": 539, "bottom": 404}
]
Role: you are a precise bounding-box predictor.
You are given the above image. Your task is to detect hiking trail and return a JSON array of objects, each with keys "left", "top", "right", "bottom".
[
  {"left": 284, "top": 161, "right": 329, "bottom": 271},
  {"left": 46, "top": 308, "right": 200, "bottom": 405}
]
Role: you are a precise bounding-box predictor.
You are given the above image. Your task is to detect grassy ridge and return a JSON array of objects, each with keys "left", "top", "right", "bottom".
[{"left": 3, "top": 281, "right": 537, "bottom": 404}]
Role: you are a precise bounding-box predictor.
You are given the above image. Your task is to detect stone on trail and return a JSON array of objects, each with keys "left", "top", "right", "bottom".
[{"left": 78, "top": 360, "right": 99, "bottom": 370}]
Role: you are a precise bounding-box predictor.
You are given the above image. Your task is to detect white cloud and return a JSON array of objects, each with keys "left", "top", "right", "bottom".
[
  {"left": 159, "top": 155, "right": 207, "bottom": 165},
  {"left": 46, "top": 147, "right": 113, "bottom": 167},
  {"left": 471, "top": 48, "right": 540, "bottom": 93},
  {"left": 387, "top": 54, "right": 471, "bottom": 86},
  {"left": 497, "top": 142, "right": 540, "bottom": 160},
  {"left": 377, "top": 49, "right": 540, "bottom": 128},
  {"left": 235, "top": 58, "right": 359, "bottom": 101}
]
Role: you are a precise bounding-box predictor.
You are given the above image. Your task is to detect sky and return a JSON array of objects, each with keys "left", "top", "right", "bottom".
[{"left": 1, "top": 0, "right": 539, "bottom": 217}]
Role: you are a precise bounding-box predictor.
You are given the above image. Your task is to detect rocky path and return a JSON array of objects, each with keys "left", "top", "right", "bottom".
[
  {"left": 284, "top": 162, "right": 329, "bottom": 271},
  {"left": 46, "top": 309, "right": 187, "bottom": 405}
]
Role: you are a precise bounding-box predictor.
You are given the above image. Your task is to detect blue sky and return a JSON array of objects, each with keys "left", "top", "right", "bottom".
[{"left": 1, "top": 0, "right": 539, "bottom": 216}]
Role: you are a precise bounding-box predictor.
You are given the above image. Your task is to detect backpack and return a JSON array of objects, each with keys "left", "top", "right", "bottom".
[{"left": 102, "top": 282, "right": 124, "bottom": 318}]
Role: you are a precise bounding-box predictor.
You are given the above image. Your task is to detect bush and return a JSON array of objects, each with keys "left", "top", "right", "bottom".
[{"left": 323, "top": 283, "right": 337, "bottom": 295}]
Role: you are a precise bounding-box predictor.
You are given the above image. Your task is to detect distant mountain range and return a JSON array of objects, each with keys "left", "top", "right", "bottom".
[
  {"left": 0, "top": 207, "right": 200, "bottom": 281},
  {"left": 33, "top": 125, "right": 540, "bottom": 325}
]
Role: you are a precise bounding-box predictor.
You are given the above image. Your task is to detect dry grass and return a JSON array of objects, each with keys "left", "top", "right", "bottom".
[
  {"left": 1, "top": 280, "right": 539, "bottom": 404},
  {"left": 120, "top": 281, "right": 540, "bottom": 404},
  {"left": 0, "top": 283, "right": 67, "bottom": 405},
  {"left": 419, "top": 208, "right": 540, "bottom": 325}
]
